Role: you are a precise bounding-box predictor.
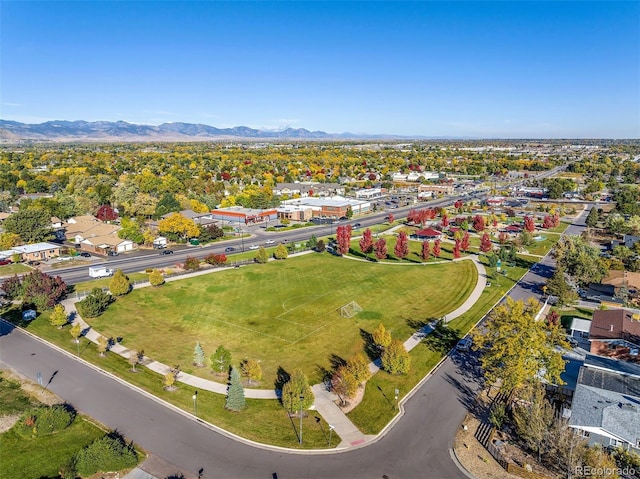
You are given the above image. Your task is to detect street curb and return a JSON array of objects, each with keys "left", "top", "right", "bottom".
[{"left": 450, "top": 447, "right": 479, "bottom": 479}]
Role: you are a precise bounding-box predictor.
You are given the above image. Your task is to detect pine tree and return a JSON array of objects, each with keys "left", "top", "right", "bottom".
[
  {"left": 49, "top": 303, "right": 68, "bottom": 329},
  {"left": 193, "top": 342, "right": 205, "bottom": 367},
  {"left": 109, "top": 270, "right": 131, "bottom": 296},
  {"left": 225, "top": 367, "right": 246, "bottom": 411}
]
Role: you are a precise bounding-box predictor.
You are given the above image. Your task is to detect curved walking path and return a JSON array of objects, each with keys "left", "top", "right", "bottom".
[{"left": 61, "top": 249, "right": 486, "bottom": 448}]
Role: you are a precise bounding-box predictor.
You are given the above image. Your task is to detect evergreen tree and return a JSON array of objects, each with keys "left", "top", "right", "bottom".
[
  {"left": 193, "top": 342, "right": 205, "bottom": 367},
  {"left": 109, "top": 270, "right": 131, "bottom": 296},
  {"left": 586, "top": 207, "right": 599, "bottom": 228},
  {"left": 225, "top": 367, "right": 246, "bottom": 411}
]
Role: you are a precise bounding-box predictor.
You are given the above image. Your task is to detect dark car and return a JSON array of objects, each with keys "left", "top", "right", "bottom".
[
  {"left": 353, "top": 223, "right": 362, "bottom": 228},
  {"left": 159, "top": 250, "right": 174, "bottom": 255},
  {"left": 107, "top": 251, "right": 119, "bottom": 256},
  {"left": 224, "top": 247, "right": 236, "bottom": 252},
  {"left": 79, "top": 252, "right": 91, "bottom": 258}
]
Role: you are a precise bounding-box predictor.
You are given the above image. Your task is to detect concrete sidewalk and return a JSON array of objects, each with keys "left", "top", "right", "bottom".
[{"left": 63, "top": 249, "right": 487, "bottom": 449}]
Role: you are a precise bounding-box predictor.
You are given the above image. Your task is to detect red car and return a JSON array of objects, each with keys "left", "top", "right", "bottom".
[{"left": 0, "top": 259, "right": 11, "bottom": 266}]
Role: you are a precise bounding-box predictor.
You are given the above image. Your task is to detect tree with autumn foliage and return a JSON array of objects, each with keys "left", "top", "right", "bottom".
[
  {"left": 479, "top": 233, "right": 493, "bottom": 253},
  {"left": 421, "top": 241, "right": 431, "bottom": 261},
  {"left": 441, "top": 215, "right": 449, "bottom": 228},
  {"left": 387, "top": 213, "right": 394, "bottom": 224},
  {"left": 16, "top": 270, "right": 67, "bottom": 310},
  {"left": 359, "top": 228, "right": 374, "bottom": 258},
  {"left": 472, "top": 215, "right": 485, "bottom": 232},
  {"left": 374, "top": 238, "right": 387, "bottom": 260},
  {"left": 454, "top": 200, "right": 463, "bottom": 212},
  {"left": 158, "top": 213, "right": 200, "bottom": 242},
  {"left": 542, "top": 215, "right": 555, "bottom": 229},
  {"left": 452, "top": 239, "right": 462, "bottom": 259},
  {"left": 96, "top": 204, "right": 118, "bottom": 222},
  {"left": 394, "top": 231, "right": 409, "bottom": 259},
  {"left": 460, "top": 232, "right": 470, "bottom": 252},
  {"left": 498, "top": 232, "right": 509, "bottom": 245},
  {"left": 336, "top": 225, "right": 352, "bottom": 255},
  {"left": 523, "top": 215, "right": 535, "bottom": 233},
  {"left": 433, "top": 239, "right": 441, "bottom": 258}
]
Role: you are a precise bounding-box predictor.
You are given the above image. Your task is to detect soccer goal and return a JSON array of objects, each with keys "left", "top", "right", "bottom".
[{"left": 339, "top": 301, "right": 363, "bottom": 318}]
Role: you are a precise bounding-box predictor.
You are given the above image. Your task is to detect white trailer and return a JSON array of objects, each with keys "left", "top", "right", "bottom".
[{"left": 89, "top": 266, "right": 114, "bottom": 278}]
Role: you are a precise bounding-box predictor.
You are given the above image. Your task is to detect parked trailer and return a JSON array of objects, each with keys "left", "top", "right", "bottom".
[{"left": 88, "top": 266, "right": 114, "bottom": 278}]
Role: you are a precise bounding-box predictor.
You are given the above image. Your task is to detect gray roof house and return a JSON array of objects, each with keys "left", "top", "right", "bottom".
[{"left": 568, "top": 354, "right": 640, "bottom": 453}]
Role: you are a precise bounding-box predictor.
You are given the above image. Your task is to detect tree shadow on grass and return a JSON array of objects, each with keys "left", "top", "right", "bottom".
[
  {"left": 359, "top": 328, "right": 380, "bottom": 361},
  {"left": 422, "top": 322, "right": 461, "bottom": 354},
  {"left": 274, "top": 366, "right": 290, "bottom": 394}
]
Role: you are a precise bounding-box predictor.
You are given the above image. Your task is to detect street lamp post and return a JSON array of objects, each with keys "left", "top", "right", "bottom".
[
  {"left": 192, "top": 391, "right": 198, "bottom": 416},
  {"left": 299, "top": 395, "right": 304, "bottom": 445},
  {"left": 395, "top": 388, "right": 399, "bottom": 410},
  {"left": 328, "top": 424, "right": 335, "bottom": 447},
  {"left": 240, "top": 225, "right": 244, "bottom": 252}
]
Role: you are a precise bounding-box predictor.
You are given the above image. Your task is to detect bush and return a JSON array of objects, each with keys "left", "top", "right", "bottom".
[
  {"left": 148, "top": 269, "right": 165, "bottom": 286},
  {"left": 73, "top": 432, "right": 138, "bottom": 477},
  {"left": 16, "top": 404, "right": 76, "bottom": 437},
  {"left": 204, "top": 253, "right": 227, "bottom": 266},
  {"left": 76, "top": 288, "right": 114, "bottom": 318},
  {"left": 183, "top": 256, "right": 200, "bottom": 270}
]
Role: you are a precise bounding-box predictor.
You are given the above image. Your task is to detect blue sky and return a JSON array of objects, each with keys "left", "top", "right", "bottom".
[{"left": 2, "top": 1, "right": 638, "bottom": 138}]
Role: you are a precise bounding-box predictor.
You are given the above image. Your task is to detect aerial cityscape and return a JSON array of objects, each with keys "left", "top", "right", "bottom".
[{"left": 1, "top": 2, "right": 639, "bottom": 479}]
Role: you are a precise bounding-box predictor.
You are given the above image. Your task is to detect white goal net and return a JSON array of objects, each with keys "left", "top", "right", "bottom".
[{"left": 339, "top": 301, "right": 363, "bottom": 318}]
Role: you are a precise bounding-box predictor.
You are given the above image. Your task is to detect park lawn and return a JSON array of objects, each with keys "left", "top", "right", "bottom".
[
  {"left": 84, "top": 253, "right": 477, "bottom": 387},
  {"left": 70, "top": 272, "right": 150, "bottom": 294},
  {"left": 0, "top": 263, "right": 32, "bottom": 277},
  {"left": 348, "top": 256, "right": 533, "bottom": 434},
  {"left": 349, "top": 234, "right": 471, "bottom": 263},
  {"left": 521, "top": 234, "right": 562, "bottom": 256},
  {"left": 0, "top": 318, "right": 335, "bottom": 449}
]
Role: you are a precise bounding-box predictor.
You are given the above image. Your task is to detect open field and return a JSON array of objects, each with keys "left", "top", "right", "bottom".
[
  {"left": 85, "top": 253, "right": 477, "bottom": 386},
  {"left": 0, "top": 263, "right": 32, "bottom": 277}
]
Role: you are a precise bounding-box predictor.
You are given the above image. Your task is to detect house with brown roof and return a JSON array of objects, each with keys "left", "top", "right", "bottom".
[
  {"left": 589, "top": 309, "right": 640, "bottom": 363},
  {"left": 64, "top": 215, "right": 135, "bottom": 255}
]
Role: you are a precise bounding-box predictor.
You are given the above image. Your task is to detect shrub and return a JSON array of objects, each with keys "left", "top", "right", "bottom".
[
  {"left": 76, "top": 288, "right": 113, "bottom": 318},
  {"left": 73, "top": 432, "right": 138, "bottom": 477},
  {"left": 183, "top": 256, "right": 200, "bottom": 270},
  {"left": 109, "top": 269, "right": 131, "bottom": 296},
  {"left": 148, "top": 269, "right": 164, "bottom": 286},
  {"left": 16, "top": 404, "right": 76, "bottom": 437}
]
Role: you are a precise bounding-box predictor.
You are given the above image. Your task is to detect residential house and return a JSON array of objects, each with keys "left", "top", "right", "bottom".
[
  {"left": 623, "top": 235, "right": 640, "bottom": 250},
  {"left": 589, "top": 309, "right": 640, "bottom": 363},
  {"left": 64, "top": 215, "right": 135, "bottom": 255},
  {"left": 568, "top": 354, "right": 640, "bottom": 453},
  {"left": 273, "top": 182, "right": 344, "bottom": 198},
  {"left": 12, "top": 242, "right": 61, "bottom": 261}
]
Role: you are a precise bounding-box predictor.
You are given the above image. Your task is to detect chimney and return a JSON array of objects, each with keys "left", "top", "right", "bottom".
[{"left": 610, "top": 324, "right": 614, "bottom": 332}]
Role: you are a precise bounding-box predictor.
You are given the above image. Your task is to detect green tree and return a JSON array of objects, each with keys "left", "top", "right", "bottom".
[
  {"left": 108, "top": 270, "right": 131, "bottom": 296},
  {"left": 255, "top": 246, "right": 269, "bottom": 264},
  {"left": 193, "top": 342, "right": 205, "bottom": 367},
  {"left": 346, "top": 353, "right": 371, "bottom": 385},
  {"left": 281, "top": 368, "right": 314, "bottom": 413},
  {"left": 471, "top": 297, "right": 568, "bottom": 394},
  {"left": 148, "top": 269, "right": 164, "bottom": 286},
  {"left": 225, "top": 367, "right": 246, "bottom": 411},
  {"left": 512, "top": 383, "right": 555, "bottom": 462},
  {"left": 154, "top": 192, "right": 182, "bottom": 218},
  {"left": 76, "top": 288, "right": 114, "bottom": 318},
  {"left": 3, "top": 208, "right": 52, "bottom": 243},
  {"left": 274, "top": 243, "right": 289, "bottom": 259},
  {"left": 48, "top": 303, "right": 68, "bottom": 329},
  {"left": 553, "top": 235, "right": 608, "bottom": 287},
  {"left": 70, "top": 323, "right": 82, "bottom": 343},
  {"left": 381, "top": 339, "right": 411, "bottom": 374},
  {"left": 211, "top": 345, "right": 231, "bottom": 375},
  {"left": 240, "top": 359, "right": 262, "bottom": 385},
  {"left": 585, "top": 207, "right": 599, "bottom": 228},
  {"left": 546, "top": 267, "right": 578, "bottom": 306},
  {"left": 306, "top": 235, "right": 318, "bottom": 249},
  {"left": 371, "top": 323, "right": 392, "bottom": 350}
]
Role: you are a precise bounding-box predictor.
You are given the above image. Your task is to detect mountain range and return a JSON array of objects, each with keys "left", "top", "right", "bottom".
[{"left": 0, "top": 120, "right": 399, "bottom": 142}]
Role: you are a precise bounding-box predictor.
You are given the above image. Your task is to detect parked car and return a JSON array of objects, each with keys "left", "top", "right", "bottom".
[
  {"left": 224, "top": 247, "right": 236, "bottom": 252},
  {"left": 159, "top": 249, "right": 174, "bottom": 255},
  {"left": 456, "top": 337, "right": 472, "bottom": 352},
  {"left": 0, "top": 259, "right": 11, "bottom": 266},
  {"left": 107, "top": 251, "right": 119, "bottom": 256},
  {"left": 27, "top": 260, "right": 40, "bottom": 266},
  {"left": 353, "top": 223, "right": 361, "bottom": 228},
  {"left": 79, "top": 252, "right": 91, "bottom": 258},
  {"left": 249, "top": 245, "right": 259, "bottom": 250},
  {"left": 264, "top": 239, "right": 275, "bottom": 245}
]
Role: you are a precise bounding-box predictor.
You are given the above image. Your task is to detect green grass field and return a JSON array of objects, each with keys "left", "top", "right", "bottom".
[
  {"left": 86, "top": 252, "right": 477, "bottom": 386},
  {"left": 0, "top": 263, "right": 32, "bottom": 277}
]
